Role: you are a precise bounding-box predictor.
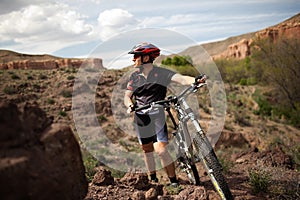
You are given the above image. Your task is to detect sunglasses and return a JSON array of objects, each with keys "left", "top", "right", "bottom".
[{"left": 133, "top": 54, "right": 141, "bottom": 59}]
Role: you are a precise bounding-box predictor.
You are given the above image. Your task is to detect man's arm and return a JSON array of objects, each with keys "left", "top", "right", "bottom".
[
  {"left": 124, "top": 90, "right": 135, "bottom": 114},
  {"left": 124, "top": 90, "right": 134, "bottom": 108},
  {"left": 171, "top": 73, "right": 195, "bottom": 85}
]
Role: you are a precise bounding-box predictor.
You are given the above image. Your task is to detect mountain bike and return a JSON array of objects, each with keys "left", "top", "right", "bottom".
[{"left": 134, "top": 78, "right": 234, "bottom": 200}]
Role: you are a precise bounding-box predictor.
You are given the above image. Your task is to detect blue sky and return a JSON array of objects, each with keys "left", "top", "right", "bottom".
[{"left": 0, "top": 0, "right": 299, "bottom": 59}]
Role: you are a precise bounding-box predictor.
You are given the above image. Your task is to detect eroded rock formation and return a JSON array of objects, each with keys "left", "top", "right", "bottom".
[
  {"left": 0, "top": 58, "right": 103, "bottom": 70},
  {"left": 0, "top": 101, "right": 88, "bottom": 200}
]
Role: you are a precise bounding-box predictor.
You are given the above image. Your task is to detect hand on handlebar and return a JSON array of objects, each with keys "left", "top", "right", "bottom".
[
  {"left": 195, "top": 74, "right": 207, "bottom": 84},
  {"left": 127, "top": 104, "right": 135, "bottom": 114}
]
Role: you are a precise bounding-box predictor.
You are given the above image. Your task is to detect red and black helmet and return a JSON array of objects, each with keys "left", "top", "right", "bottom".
[{"left": 128, "top": 42, "right": 160, "bottom": 60}]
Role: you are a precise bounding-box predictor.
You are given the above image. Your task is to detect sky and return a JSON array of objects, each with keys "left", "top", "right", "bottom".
[{"left": 0, "top": 0, "right": 299, "bottom": 63}]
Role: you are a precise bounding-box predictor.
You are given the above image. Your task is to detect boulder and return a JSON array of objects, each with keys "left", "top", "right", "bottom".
[{"left": 0, "top": 101, "right": 88, "bottom": 200}]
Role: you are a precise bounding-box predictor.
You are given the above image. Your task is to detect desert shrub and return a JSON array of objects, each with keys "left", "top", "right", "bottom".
[
  {"left": 246, "top": 77, "right": 257, "bottom": 85},
  {"left": 108, "top": 167, "right": 126, "bottom": 179},
  {"left": 3, "top": 86, "right": 18, "bottom": 95},
  {"left": 67, "top": 75, "right": 75, "bottom": 80},
  {"left": 60, "top": 90, "right": 72, "bottom": 98},
  {"left": 239, "top": 77, "right": 257, "bottom": 86},
  {"left": 289, "top": 144, "right": 300, "bottom": 171},
  {"left": 82, "top": 150, "right": 98, "bottom": 182},
  {"left": 27, "top": 75, "right": 34, "bottom": 80},
  {"left": 165, "top": 184, "right": 183, "bottom": 195},
  {"left": 254, "top": 97, "right": 272, "bottom": 116},
  {"left": 58, "top": 111, "right": 67, "bottom": 117},
  {"left": 47, "top": 98, "right": 55, "bottom": 105},
  {"left": 65, "top": 67, "right": 78, "bottom": 73},
  {"left": 39, "top": 74, "right": 48, "bottom": 80},
  {"left": 248, "top": 168, "right": 271, "bottom": 194},
  {"left": 97, "top": 115, "right": 107, "bottom": 122},
  {"left": 218, "top": 157, "right": 234, "bottom": 174},
  {"left": 11, "top": 74, "right": 20, "bottom": 80},
  {"left": 239, "top": 78, "right": 247, "bottom": 85}
]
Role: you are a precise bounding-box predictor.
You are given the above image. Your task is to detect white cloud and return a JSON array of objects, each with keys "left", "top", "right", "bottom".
[
  {"left": 0, "top": 0, "right": 47, "bottom": 14},
  {"left": 0, "top": 3, "right": 94, "bottom": 54},
  {"left": 96, "top": 8, "right": 139, "bottom": 40}
]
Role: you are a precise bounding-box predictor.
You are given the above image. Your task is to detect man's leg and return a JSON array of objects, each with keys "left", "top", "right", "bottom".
[
  {"left": 141, "top": 142, "right": 157, "bottom": 178},
  {"left": 153, "top": 141, "right": 177, "bottom": 181}
]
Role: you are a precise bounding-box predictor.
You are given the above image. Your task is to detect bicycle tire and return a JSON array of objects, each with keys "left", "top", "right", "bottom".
[
  {"left": 190, "top": 162, "right": 201, "bottom": 185},
  {"left": 194, "top": 133, "right": 234, "bottom": 200}
]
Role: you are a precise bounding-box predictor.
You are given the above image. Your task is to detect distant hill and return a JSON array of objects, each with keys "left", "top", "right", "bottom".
[
  {"left": 0, "top": 49, "right": 103, "bottom": 70},
  {"left": 0, "top": 49, "right": 61, "bottom": 63}
]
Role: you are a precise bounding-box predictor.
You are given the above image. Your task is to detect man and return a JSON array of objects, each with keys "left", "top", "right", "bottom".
[{"left": 124, "top": 42, "right": 205, "bottom": 186}]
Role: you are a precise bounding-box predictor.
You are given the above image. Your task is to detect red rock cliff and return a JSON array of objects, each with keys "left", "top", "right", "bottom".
[
  {"left": 0, "top": 57, "right": 103, "bottom": 70},
  {"left": 213, "top": 14, "right": 300, "bottom": 60}
]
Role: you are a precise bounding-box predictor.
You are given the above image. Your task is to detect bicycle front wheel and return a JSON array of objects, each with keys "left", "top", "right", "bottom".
[{"left": 194, "top": 133, "right": 234, "bottom": 200}]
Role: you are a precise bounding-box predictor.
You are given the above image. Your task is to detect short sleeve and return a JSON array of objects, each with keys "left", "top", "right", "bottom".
[
  {"left": 126, "top": 74, "right": 135, "bottom": 91},
  {"left": 159, "top": 67, "right": 176, "bottom": 86}
]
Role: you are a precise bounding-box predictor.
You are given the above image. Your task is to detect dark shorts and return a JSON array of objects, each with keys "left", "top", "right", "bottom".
[{"left": 134, "top": 110, "right": 168, "bottom": 144}]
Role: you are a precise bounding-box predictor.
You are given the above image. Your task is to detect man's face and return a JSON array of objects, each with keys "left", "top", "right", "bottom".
[{"left": 132, "top": 54, "right": 142, "bottom": 67}]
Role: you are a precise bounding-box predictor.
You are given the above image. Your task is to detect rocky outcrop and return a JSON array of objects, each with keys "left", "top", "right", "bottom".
[
  {"left": 256, "top": 17, "right": 300, "bottom": 42},
  {"left": 0, "top": 58, "right": 103, "bottom": 70},
  {"left": 213, "top": 39, "right": 253, "bottom": 60},
  {"left": 212, "top": 14, "right": 300, "bottom": 60},
  {"left": 0, "top": 101, "right": 88, "bottom": 200}
]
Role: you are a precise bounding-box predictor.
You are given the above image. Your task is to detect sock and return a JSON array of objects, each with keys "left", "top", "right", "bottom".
[
  {"left": 169, "top": 176, "right": 178, "bottom": 183},
  {"left": 150, "top": 173, "right": 157, "bottom": 181}
]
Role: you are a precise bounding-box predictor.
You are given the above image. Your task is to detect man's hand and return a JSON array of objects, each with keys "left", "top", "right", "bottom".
[
  {"left": 195, "top": 74, "right": 207, "bottom": 84},
  {"left": 127, "top": 104, "right": 135, "bottom": 114}
]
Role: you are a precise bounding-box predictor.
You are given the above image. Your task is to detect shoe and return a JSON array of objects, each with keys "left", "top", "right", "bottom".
[
  {"left": 169, "top": 182, "right": 180, "bottom": 188},
  {"left": 150, "top": 177, "right": 158, "bottom": 183}
]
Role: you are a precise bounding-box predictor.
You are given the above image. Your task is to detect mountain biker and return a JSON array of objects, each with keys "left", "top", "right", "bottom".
[{"left": 123, "top": 42, "right": 206, "bottom": 186}]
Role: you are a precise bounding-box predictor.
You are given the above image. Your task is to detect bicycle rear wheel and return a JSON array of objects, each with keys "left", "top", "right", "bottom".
[
  {"left": 173, "top": 130, "right": 201, "bottom": 185},
  {"left": 177, "top": 154, "right": 201, "bottom": 185}
]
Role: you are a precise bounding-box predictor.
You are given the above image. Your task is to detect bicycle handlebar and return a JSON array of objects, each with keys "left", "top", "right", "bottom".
[{"left": 133, "top": 81, "right": 207, "bottom": 113}]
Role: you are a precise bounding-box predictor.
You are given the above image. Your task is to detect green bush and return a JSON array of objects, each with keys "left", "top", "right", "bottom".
[
  {"left": 11, "top": 74, "right": 20, "bottom": 80},
  {"left": 97, "top": 115, "right": 107, "bottom": 122},
  {"left": 239, "top": 78, "right": 247, "bottom": 85},
  {"left": 59, "top": 111, "right": 67, "bottom": 117},
  {"left": 254, "top": 97, "right": 272, "bottom": 116},
  {"left": 248, "top": 169, "right": 271, "bottom": 194},
  {"left": 82, "top": 151, "right": 98, "bottom": 182},
  {"left": 161, "top": 55, "right": 198, "bottom": 76},
  {"left": 60, "top": 90, "right": 72, "bottom": 98},
  {"left": 27, "top": 75, "right": 34, "bottom": 80},
  {"left": 39, "top": 74, "right": 48, "bottom": 80},
  {"left": 67, "top": 75, "right": 75, "bottom": 80},
  {"left": 3, "top": 86, "right": 18, "bottom": 95},
  {"left": 47, "top": 98, "right": 55, "bottom": 105}
]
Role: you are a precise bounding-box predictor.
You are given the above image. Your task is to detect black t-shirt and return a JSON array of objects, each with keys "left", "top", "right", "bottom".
[{"left": 127, "top": 66, "right": 176, "bottom": 106}]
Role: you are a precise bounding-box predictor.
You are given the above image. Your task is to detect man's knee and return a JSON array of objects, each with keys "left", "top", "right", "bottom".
[
  {"left": 154, "top": 142, "right": 168, "bottom": 158},
  {"left": 142, "top": 142, "right": 154, "bottom": 153}
]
